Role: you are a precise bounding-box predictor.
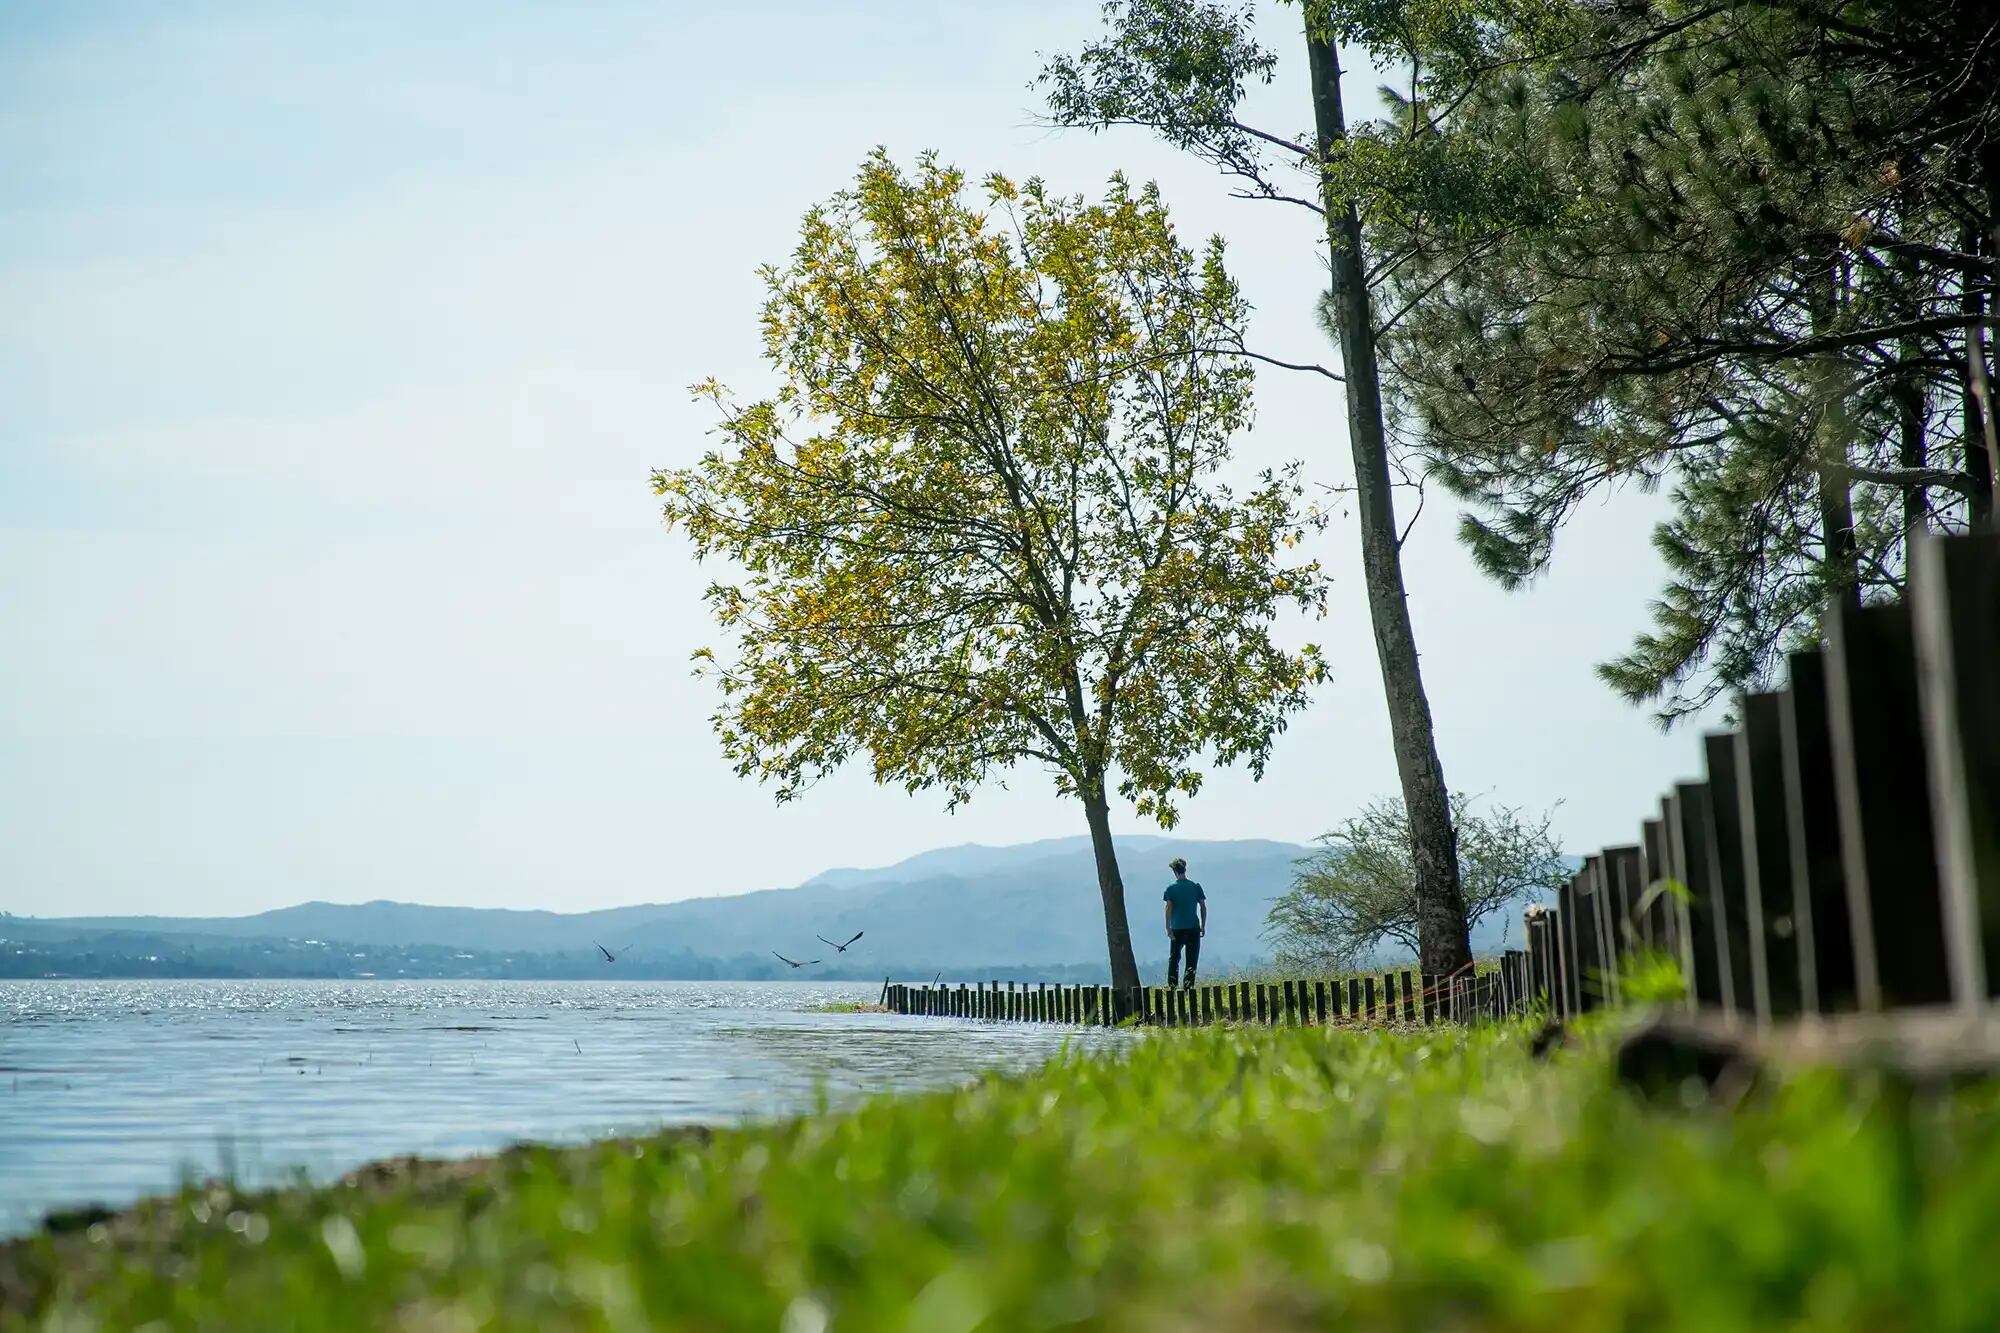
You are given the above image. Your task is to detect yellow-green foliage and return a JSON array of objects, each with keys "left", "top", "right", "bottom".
[
  {"left": 10, "top": 1024, "right": 1998, "bottom": 1330},
  {"left": 655, "top": 151, "right": 1326, "bottom": 826}
]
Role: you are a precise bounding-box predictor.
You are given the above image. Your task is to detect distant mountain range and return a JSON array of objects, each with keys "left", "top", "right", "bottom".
[{"left": 1, "top": 836, "right": 1544, "bottom": 981}]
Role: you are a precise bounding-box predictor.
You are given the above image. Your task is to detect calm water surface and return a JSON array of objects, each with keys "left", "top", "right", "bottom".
[{"left": 0, "top": 979, "right": 1121, "bottom": 1234}]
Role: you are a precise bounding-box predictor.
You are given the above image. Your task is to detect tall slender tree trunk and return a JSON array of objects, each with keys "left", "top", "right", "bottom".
[
  {"left": 1081, "top": 779, "right": 1140, "bottom": 991},
  {"left": 1810, "top": 258, "right": 1862, "bottom": 611},
  {"left": 1963, "top": 222, "right": 1997, "bottom": 527},
  {"left": 1816, "top": 380, "right": 1861, "bottom": 613},
  {"left": 1817, "top": 465, "right": 1860, "bottom": 611},
  {"left": 1894, "top": 363, "right": 1927, "bottom": 551},
  {"left": 1303, "top": 24, "right": 1471, "bottom": 977},
  {"left": 1895, "top": 222, "right": 1928, "bottom": 551}
]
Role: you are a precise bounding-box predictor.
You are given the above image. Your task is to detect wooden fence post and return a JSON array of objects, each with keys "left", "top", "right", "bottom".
[
  {"left": 1734, "top": 695, "right": 1798, "bottom": 1022},
  {"left": 1612, "top": 846, "right": 1644, "bottom": 983},
  {"left": 1639, "top": 818, "right": 1668, "bottom": 953},
  {"left": 1580, "top": 856, "right": 1614, "bottom": 1008},
  {"left": 1914, "top": 532, "right": 2000, "bottom": 1008},
  {"left": 1558, "top": 873, "right": 1584, "bottom": 1015},
  {"left": 1780, "top": 651, "right": 1859, "bottom": 1013},
  {"left": 1826, "top": 601, "right": 1953, "bottom": 1009},
  {"left": 1600, "top": 846, "right": 1640, "bottom": 968},
  {"left": 1669, "top": 784, "right": 1729, "bottom": 1010},
  {"left": 1700, "top": 733, "right": 1759, "bottom": 1020},
  {"left": 1536, "top": 912, "right": 1552, "bottom": 1008}
]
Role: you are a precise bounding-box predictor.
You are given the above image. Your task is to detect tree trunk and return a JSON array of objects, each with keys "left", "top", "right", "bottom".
[
  {"left": 1894, "top": 364, "right": 1927, "bottom": 551},
  {"left": 1816, "top": 463, "right": 1860, "bottom": 611},
  {"left": 1303, "top": 26, "right": 1472, "bottom": 977},
  {"left": 1816, "top": 378, "right": 1860, "bottom": 612},
  {"left": 1963, "top": 223, "right": 1997, "bottom": 527},
  {"left": 1810, "top": 259, "right": 1862, "bottom": 611},
  {"left": 1081, "top": 779, "right": 1141, "bottom": 991}
]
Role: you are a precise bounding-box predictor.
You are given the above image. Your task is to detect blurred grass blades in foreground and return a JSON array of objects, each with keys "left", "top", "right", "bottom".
[{"left": 5, "top": 1021, "right": 1998, "bottom": 1331}]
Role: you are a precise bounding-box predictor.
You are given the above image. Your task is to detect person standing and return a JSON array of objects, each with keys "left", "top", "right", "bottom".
[{"left": 1163, "top": 857, "right": 1207, "bottom": 990}]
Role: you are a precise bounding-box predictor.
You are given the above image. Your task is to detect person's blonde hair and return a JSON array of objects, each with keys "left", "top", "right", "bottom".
[{"left": 1169, "top": 857, "right": 1187, "bottom": 876}]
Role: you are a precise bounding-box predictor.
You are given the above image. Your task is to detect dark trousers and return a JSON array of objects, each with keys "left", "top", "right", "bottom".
[{"left": 1167, "top": 927, "right": 1202, "bottom": 988}]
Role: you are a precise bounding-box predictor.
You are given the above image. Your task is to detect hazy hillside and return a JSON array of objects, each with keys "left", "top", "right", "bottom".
[{"left": 8, "top": 835, "right": 1550, "bottom": 978}]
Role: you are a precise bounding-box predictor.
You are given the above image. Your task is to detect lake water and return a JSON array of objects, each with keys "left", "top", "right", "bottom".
[{"left": 0, "top": 979, "right": 1121, "bottom": 1235}]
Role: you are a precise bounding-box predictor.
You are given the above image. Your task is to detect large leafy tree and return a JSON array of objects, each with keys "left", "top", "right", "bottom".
[
  {"left": 1265, "top": 793, "right": 1568, "bottom": 970},
  {"left": 656, "top": 153, "right": 1328, "bottom": 990},
  {"left": 1043, "top": 0, "right": 1481, "bottom": 976},
  {"left": 1359, "top": 0, "right": 2000, "bottom": 718}
]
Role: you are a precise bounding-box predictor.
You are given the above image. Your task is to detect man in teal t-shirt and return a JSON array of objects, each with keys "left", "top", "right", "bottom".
[{"left": 1162, "top": 857, "right": 1207, "bottom": 989}]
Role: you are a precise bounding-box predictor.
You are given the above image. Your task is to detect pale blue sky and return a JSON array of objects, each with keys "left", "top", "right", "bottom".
[{"left": 2, "top": 1, "right": 1719, "bottom": 918}]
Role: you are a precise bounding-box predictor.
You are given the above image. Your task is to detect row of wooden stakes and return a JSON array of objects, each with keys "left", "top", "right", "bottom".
[
  {"left": 1528, "top": 530, "right": 1999, "bottom": 1025},
  {"left": 883, "top": 967, "right": 1527, "bottom": 1026}
]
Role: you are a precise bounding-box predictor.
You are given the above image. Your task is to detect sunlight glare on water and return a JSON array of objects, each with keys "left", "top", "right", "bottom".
[{"left": 0, "top": 979, "right": 1121, "bottom": 1233}]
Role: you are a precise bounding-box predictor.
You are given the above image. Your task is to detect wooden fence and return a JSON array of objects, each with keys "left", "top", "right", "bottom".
[
  {"left": 884, "top": 966, "right": 1513, "bottom": 1027},
  {"left": 889, "top": 531, "right": 1998, "bottom": 1032},
  {"left": 1525, "top": 530, "right": 1999, "bottom": 1025}
]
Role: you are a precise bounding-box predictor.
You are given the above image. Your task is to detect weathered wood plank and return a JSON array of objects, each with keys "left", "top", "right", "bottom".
[
  {"left": 1736, "top": 692, "right": 1802, "bottom": 1020},
  {"left": 1912, "top": 532, "right": 2000, "bottom": 1007},
  {"left": 1640, "top": 817, "right": 1668, "bottom": 952},
  {"left": 1825, "top": 601, "right": 1952, "bottom": 1009},
  {"left": 1558, "top": 873, "right": 1582, "bottom": 1016},
  {"left": 1671, "top": 783, "right": 1728, "bottom": 1009},
  {"left": 1780, "top": 652, "right": 1858, "bottom": 1013},
  {"left": 1702, "top": 732, "right": 1758, "bottom": 1020}
]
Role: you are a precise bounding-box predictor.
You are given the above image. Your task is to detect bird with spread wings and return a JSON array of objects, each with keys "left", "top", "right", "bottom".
[{"left": 815, "top": 931, "right": 864, "bottom": 953}]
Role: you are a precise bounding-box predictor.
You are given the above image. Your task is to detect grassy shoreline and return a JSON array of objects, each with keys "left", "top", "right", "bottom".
[{"left": 6, "top": 1021, "right": 1997, "bottom": 1330}]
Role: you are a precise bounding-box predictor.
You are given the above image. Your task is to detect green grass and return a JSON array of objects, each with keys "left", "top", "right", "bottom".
[{"left": 6, "top": 1021, "right": 1997, "bottom": 1331}]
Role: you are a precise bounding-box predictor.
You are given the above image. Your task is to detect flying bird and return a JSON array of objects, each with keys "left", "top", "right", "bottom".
[
  {"left": 595, "top": 942, "right": 632, "bottom": 964},
  {"left": 772, "top": 951, "right": 820, "bottom": 969},
  {"left": 815, "top": 931, "right": 865, "bottom": 953}
]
